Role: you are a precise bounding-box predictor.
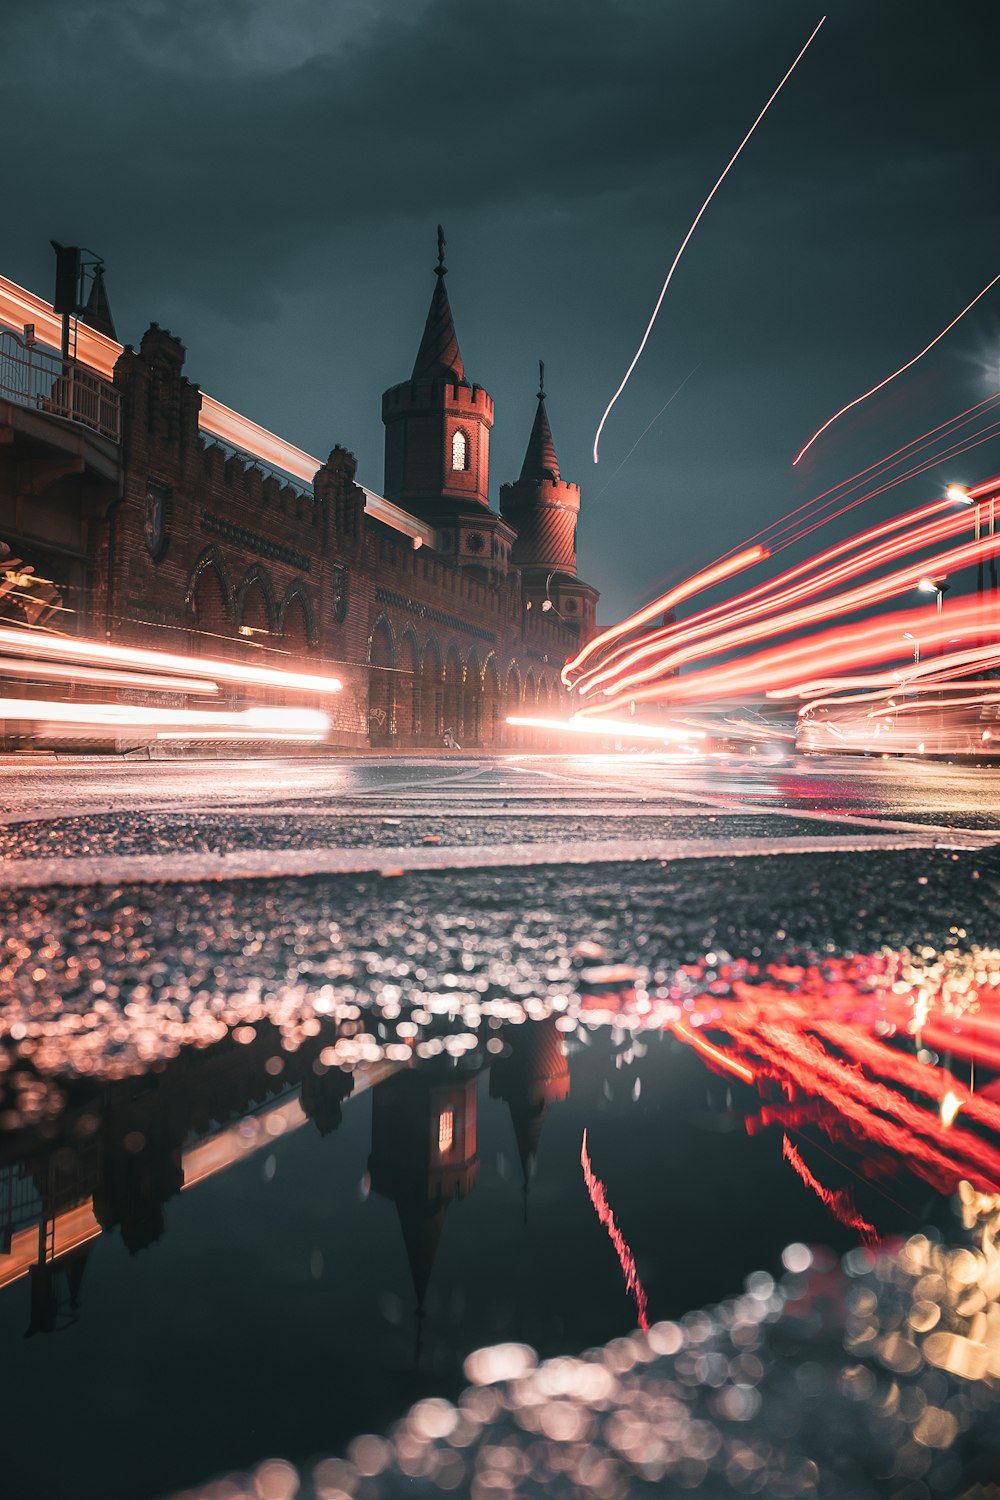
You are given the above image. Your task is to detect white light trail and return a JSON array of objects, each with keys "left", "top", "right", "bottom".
[
  {"left": 0, "top": 656, "right": 217, "bottom": 695},
  {"left": 507, "top": 715, "right": 704, "bottom": 743},
  {"left": 0, "top": 699, "right": 331, "bottom": 740},
  {"left": 794, "top": 269, "right": 1000, "bottom": 466},
  {"left": 593, "top": 16, "right": 826, "bottom": 463},
  {"left": 0, "top": 625, "right": 342, "bottom": 694}
]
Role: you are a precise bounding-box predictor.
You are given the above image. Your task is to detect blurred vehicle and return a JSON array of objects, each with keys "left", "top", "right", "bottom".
[{"left": 796, "top": 689, "right": 1000, "bottom": 759}]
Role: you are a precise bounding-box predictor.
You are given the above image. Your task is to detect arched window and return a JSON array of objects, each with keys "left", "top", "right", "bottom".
[{"left": 451, "top": 430, "right": 468, "bottom": 471}]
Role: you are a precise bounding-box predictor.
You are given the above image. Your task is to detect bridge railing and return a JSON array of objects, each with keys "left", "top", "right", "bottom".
[{"left": 0, "top": 329, "right": 121, "bottom": 444}]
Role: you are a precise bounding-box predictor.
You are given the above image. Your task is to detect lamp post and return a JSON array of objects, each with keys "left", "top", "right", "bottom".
[
  {"left": 917, "top": 579, "right": 950, "bottom": 750},
  {"left": 917, "top": 577, "right": 950, "bottom": 619},
  {"left": 947, "top": 484, "right": 983, "bottom": 606}
]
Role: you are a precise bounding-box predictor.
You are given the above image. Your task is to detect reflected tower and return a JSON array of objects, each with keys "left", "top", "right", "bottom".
[
  {"left": 368, "top": 1063, "right": 479, "bottom": 1340},
  {"left": 489, "top": 1016, "right": 570, "bottom": 1215}
]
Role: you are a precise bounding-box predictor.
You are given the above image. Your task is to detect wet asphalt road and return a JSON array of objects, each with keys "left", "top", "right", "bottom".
[
  {"left": 1, "top": 751, "right": 998, "bottom": 1067},
  {"left": 4, "top": 754, "right": 1000, "bottom": 1500},
  {"left": 1, "top": 750, "right": 1000, "bottom": 877}
]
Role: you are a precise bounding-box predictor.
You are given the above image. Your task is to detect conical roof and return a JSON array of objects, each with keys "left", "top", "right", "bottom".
[
  {"left": 411, "top": 226, "right": 464, "bottom": 383},
  {"left": 396, "top": 1199, "right": 448, "bottom": 1315},
  {"left": 79, "top": 264, "right": 117, "bottom": 341},
  {"left": 518, "top": 362, "right": 560, "bottom": 482}
]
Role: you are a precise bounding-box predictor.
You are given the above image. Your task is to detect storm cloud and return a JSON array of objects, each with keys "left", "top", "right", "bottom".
[{"left": 5, "top": 0, "right": 1000, "bottom": 620}]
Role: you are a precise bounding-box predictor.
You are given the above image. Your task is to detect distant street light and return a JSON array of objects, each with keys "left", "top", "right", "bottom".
[
  {"left": 903, "top": 630, "right": 919, "bottom": 666},
  {"left": 918, "top": 577, "right": 950, "bottom": 617},
  {"left": 947, "top": 483, "right": 984, "bottom": 606}
]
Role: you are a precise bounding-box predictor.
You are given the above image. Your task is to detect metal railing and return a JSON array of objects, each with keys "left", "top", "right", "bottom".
[{"left": 0, "top": 329, "right": 121, "bottom": 443}]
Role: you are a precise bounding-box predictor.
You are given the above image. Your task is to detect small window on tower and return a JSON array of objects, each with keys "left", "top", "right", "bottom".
[
  {"left": 451, "top": 430, "right": 468, "bottom": 471},
  {"left": 437, "top": 1108, "right": 455, "bottom": 1154}
]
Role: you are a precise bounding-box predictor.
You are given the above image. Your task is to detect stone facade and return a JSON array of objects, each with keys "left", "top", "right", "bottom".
[{"left": 0, "top": 246, "right": 599, "bottom": 749}]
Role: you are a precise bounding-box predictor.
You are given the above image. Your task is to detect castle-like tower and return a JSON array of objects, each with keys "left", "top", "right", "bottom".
[
  {"left": 500, "top": 363, "right": 599, "bottom": 638},
  {"left": 381, "top": 228, "right": 517, "bottom": 580},
  {"left": 368, "top": 1065, "right": 479, "bottom": 1334}
]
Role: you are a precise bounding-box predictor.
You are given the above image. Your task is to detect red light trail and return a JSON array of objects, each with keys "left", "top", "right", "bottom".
[
  {"left": 561, "top": 546, "right": 766, "bottom": 688},
  {"left": 574, "top": 581, "right": 1000, "bottom": 717},
  {"left": 576, "top": 943, "right": 1000, "bottom": 1241},
  {"left": 572, "top": 497, "right": 977, "bottom": 700},
  {"left": 781, "top": 1135, "right": 880, "bottom": 1245},
  {"left": 727, "top": 391, "right": 1000, "bottom": 562},
  {"left": 593, "top": 16, "right": 826, "bottom": 463},
  {"left": 580, "top": 1128, "right": 650, "bottom": 1332},
  {"left": 794, "top": 269, "right": 1000, "bottom": 466}
]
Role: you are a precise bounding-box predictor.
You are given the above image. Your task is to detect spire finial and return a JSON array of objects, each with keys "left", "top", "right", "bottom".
[
  {"left": 436, "top": 224, "right": 446, "bottom": 278},
  {"left": 538, "top": 360, "right": 545, "bottom": 401}
]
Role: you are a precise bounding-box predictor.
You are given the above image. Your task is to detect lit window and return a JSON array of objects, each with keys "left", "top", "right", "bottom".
[
  {"left": 451, "top": 431, "right": 468, "bottom": 471},
  {"left": 437, "top": 1108, "right": 454, "bottom": 1154}
]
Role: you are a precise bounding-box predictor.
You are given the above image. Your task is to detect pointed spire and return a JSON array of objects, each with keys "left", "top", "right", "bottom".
[
  {"left": 79, "top": 263, "right": 116, "bottom": 341},
  {"left": 411, "top": 225, "right": 465, "bottom": 383},
  {"left": 518, "top": 360, "right": 560, "bottom": 482}
]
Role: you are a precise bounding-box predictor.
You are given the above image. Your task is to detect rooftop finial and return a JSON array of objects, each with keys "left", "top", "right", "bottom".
[
  {"left": 538, "top": 360, "right": 545, "bottom": 401},
  {"left": 436, "top": 224, "right": 446, "bottom": 278}
]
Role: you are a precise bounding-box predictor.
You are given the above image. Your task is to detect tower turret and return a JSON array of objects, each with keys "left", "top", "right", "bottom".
[
  {"left": 500, "top": 364, "right": 599, "bottom": 636},
  {"left": 382, "top": 228, "right": 494, "bottom": 520}
]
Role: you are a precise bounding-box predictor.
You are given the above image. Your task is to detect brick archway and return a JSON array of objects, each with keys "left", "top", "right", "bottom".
[
  {"left": 505, "top": 662, "right": 522, "bottom": 748},
  {"left": 396, "top": 629, "right": 420, "bottom": 743},
  {"left": 483, "top": 654, "right": 501, "bottom": 747},
  {"left": 279, "top": 580, "right": 317, "bottom": 652},
  {"left": 185, "top": 547, "right": 233, "bottom": 655},
  {"left": 464, "top": 650, "right": 483, "bottom": 747},
  {"left": 420, "top": 636, "right": 443, "bottom": 745},
  {"left": 443, "top": 643, "right": 463, "bottom": 745},
  {"left": 368, "top": 615, "right": 395, "bottom": 746}
]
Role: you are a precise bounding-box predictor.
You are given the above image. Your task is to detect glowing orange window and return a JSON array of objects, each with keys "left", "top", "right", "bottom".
[{"left": 437, "top": 1108, "right": 454, "bottom": 1154}]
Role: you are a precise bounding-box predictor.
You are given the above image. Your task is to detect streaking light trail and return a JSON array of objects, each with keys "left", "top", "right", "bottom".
[
  {"left": 506, "top": 715, "right": 703, "bottom": 745},
  {"left": 0, "top": 700, "right": 331, "bottom": 741},
  {"left": 561, "top": 546, "right": 766, "bottom": 687},
  {"left": 781, "top": 1135, "right": 880, "bottom": 1245},
  {"left": 593, "top": 16, "right": 825, "bottom": 463},
  {"left": 580, "top": 1128, "right": 650, "bottom": 1332},
  {"left": 0, "top": 624, "right": 343, "bottom": 695},
  {"left": 794, "top": 268, "right": 1000, "bottom": 466}
]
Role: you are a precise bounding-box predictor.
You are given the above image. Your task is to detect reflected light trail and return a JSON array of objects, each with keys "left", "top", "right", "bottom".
[
  {"left": 794, "top": 268, "right": 1000, "bottom": 466},
  {"left": 671, "top": 1016, "right": 755, "bottom": 1083},
  {"left": 593, "top": 16, "right": 825, "bottom": 462},
  {"left": 782, "top": 1134, "right": 880, "bottom": 1245},
  {"left": 581, "top": 1128, "right": 650, "bottom": 1332}
]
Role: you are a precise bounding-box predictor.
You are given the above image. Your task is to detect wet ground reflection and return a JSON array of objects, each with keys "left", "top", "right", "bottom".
[{"left": 2, "top": 857, "right": 1000, "bottom": 1496}]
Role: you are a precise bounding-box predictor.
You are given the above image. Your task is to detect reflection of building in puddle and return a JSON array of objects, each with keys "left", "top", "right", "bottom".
[
  {"left": 369, "top": 1015, "right": 572, "bottom": 1352},
  {"left": 369, "top": 1063, "right": 480, "bottom": 1352},
  {"left": 0, "top": 1015, "right": 400, "bottom": 1335},
  {"left": 490, "top": 1015, "right": 570, "bottom": 1215},
  {"left": 0, "top": 1009, "right": 572, "bottom": 1347}
]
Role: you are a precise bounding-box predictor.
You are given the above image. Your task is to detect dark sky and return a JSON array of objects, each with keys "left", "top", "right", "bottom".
[{"left": 5, "top": 0, "right": 1000, "bottom": 622}]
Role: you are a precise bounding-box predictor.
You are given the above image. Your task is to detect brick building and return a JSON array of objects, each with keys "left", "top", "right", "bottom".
[{"left": 0, "top": 238, "right": 598, "bottom": 748}]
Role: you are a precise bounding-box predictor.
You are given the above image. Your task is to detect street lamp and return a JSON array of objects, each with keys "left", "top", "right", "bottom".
[
  {"left": 903, "top": 630, "right": 919, "bottom": 666},
  {"left": 947, "top": 484, "right": 984, "bottom": 606},
  {"left": 918, "top": 577, "right": 950, "bottom": 617}
]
